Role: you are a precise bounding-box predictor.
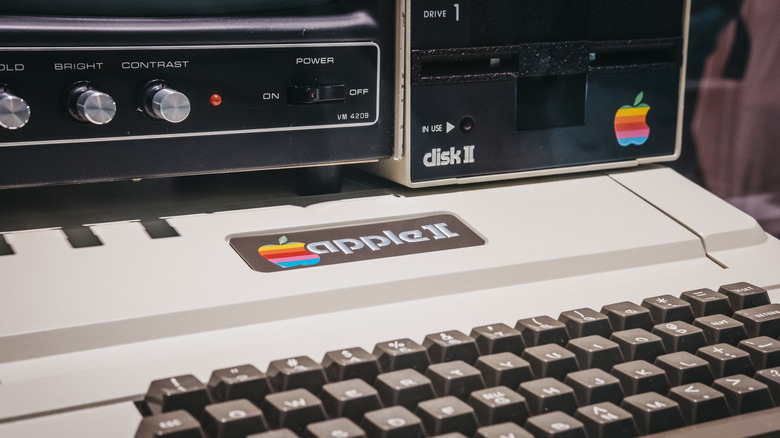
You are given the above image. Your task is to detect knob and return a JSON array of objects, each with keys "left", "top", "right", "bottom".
[
  {"left": 0, "top": 88, "right": 30, "bottom": 130},
  {"left": 142, "top": 82, "right": 190, "bottom": 123},
  {"left": 68, "top": 83, "right": 116, "bottom": 125}
]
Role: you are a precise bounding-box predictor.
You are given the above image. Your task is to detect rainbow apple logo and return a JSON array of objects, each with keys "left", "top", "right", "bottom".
[
  {"left": 614, "top": 91, "right": 651, "bottom": 146},
  {"left": 258, "top": 236, "right": 321, "bottom": 268}
]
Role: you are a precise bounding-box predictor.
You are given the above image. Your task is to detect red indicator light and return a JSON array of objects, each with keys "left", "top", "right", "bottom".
[{"left": 209, "top": 94, "right": 223, "bottom": 107}]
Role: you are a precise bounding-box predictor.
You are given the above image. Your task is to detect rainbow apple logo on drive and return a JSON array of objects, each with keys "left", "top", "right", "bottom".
[
  {"left": 258, "top": 236, "right": 321, "bottom": 268},
  {"left": 614, "top": 91, "right": 651, "bottom": 146}
]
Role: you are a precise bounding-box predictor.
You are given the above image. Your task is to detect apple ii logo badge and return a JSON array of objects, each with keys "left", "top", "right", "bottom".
[
  {"left": 614, "top": 91, "right": 651, "bottom": 146},
  {"left": 229, "top": 213, "right": 485, "bottom": 273}
]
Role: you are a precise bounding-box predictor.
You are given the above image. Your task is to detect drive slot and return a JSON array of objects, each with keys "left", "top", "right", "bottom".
[
  {"left": 589, "top": 39, "right": 682, "bottom": 69},
  {"left": 420, "top": 55, "right": 519, "bottom": 78}
]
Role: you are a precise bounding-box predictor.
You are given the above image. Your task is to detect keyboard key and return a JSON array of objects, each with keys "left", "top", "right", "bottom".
[
  {"left": 679, "top": 288, "right": 733, "bottom": 318},
  {"left": 470, "top": 323, "right": 524, "bottom": 355},
  {"left": 696, "top": 343, "right": 755, "bottom": 378},
  {"left": 558, "top": 308, "right": 613, "bottom": 339},
  {"left": 144, "top": 374, "right": 213, "bottom": 417},
  {"left": 733, "top": 303, "right": 780, "bottom": 338},
  {"left": 423, "top": 330, "right": 480, "bottom": 364},
  {"left": 266, "top": 356, "right": 328, "bottom": 394},
  {"left": 611, "top": 360, "right": 670, "bottom": 396},
  {"left": 628, "top": 407, "right": 780, "bottom": 437},
  {"left": 428, "top": 434, "right": 467, "bottom": 438},
  {"left": 653, "top": 351, "right": 714, "bottom": 386},
  {"left": 135, "top": 410, "right": 206, "bottom": 438},
  {"left": 515, "top": 316, "right": 570, "bottom": 347},
  {"left": 712, "top": 374, "right": 774, "bottom": 414},
  {"left": 320, "top": 379, "right": 383, "bottom": 423},
  {"left": 693, "top": 314, "right": 748, "bottom": 346},
  {"left": 261, "top": 388, "right": 327, "bottom": 434},
  {"left": 574, "top": 402, "right": 638, "bottom": 438},
  {"left": 374, "top": 368, "right": 436, "bottom": 410},
  {"left": 247, "top": 429, "right": 299, "bottom": 438},
  {"left": 718, "top": 282, "right": 771, "bottom": 311},
  {"left": 601, "top": 301, "right": 653, "bottom": 331},
  {"left": 650, "top": 321, "right": 707, "bottom": 354},
  {"left": 620, "top": 392, "right": 684, "bottom": 435},
  {"left": 416, "top": 396, "right": 479, "bottom": 437},
  {"left": 425, "top": 360, "right": 486, "bottom": 400},
  {"left": 373, "top": 339, "right": 430, "bottom": 373},
  {"left": 667, "top": 383, "right": 730, "bottom": 425},
  {"left": 564, "top": 368, "right": 624, "bottom": 406},
  {"left": 303, "top": 418, "right": 366, "bottom": 438},
  {"left": 467, "top": 386, "right": 530, "bottom": 426},
  {"left": 524, "top": 411, "right": 587, "bottom": 438},
  {"left": 521, "top": 344, "right": 580, "bottom": 380},
  {"left": 754, "top": 366, "right": 780, "bottom": 405},
  {"left": 361, "top": 406, "right": 425, "bottom": 438},
  {"left": 641, "top": 295, "right": 695, "bottom": 324},
  {"left": 474, "top": 352, "right": 534, "bottom": 388},
  {"left": 565, "top": 335, "right": 624, "bottom": 372},
  {"left": 321, "top": 347, "right": 381, "bottom": 384},
  {"left": 517, "top": 377, "right": 578, "bottom": 416},
  {"left": 202, "top": 399, "right": 268, "bottom": 438},
  {"left": 208, "top": 365, "right": 273, "bottom": 407},
  {"left": 610, "top": 328, "right": 666, "bottom": 362},
  {"left": 475, "top": 422, "right": 534, "bottom": 438},
  {"left": 739, "top": 337, "right": 780, "bottom": 369}
]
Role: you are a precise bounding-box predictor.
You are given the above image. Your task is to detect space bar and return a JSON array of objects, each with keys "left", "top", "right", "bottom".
[{"left": 645, "top": 407, "right": 780, "bottom": 437}]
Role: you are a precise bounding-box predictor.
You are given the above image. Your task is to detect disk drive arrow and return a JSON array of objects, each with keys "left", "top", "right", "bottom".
[{"left": 446, "top": 122, "right": 455, "bottom": 133}]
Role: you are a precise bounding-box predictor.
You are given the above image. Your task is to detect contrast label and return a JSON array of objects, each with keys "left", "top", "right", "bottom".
[{"left": 229, "top": 213, "right": 485, "bottom": 272}]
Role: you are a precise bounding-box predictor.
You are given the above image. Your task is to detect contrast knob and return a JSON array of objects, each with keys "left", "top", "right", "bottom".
[
  {"left": 0, "top": 89, "right": 30, "bottom": 130},
  {"left": 143, "top": 82, "right": 190, "bottom": 123},
  {"left": 68, "top": 84, "right": 116, "bottom": 125}
]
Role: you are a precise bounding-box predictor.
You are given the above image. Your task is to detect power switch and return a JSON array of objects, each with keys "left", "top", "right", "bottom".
[{"left": 287, "top": 84, "right": 345, "bottom": 104}]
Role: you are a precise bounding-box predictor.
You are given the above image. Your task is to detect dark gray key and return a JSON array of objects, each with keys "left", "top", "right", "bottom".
[
  {"left": 515, "top": 316, "right": 570, "bottom": 347},
  {"left": 423, "top": 330, "right": 480, "bottom": 364},
  {"left": 474, "top": 352, "right": 534, "bottom": 388},
  {"left": 425, "top": 360, "right": 485, "bottom": 401},
  {"left": 601, "top": 302, "right": 654, "bottom": 331},
  {"left": 574, "top": 402, "right": 638, "bottom": 438},
  {"left": 667, "top": 383, "right": 730, "bottom": 425},
  {"left": 565, "top": 335, "right": 624, "bottom": 372},
  {"left": 303, "top": 418, "right": 366, "bottom": 438},
  {"left": 712, "top": 374, "right": 774, "bottom": 414},
  {"left": 374, "top": 368, "right": 435, "bottom": 410},
  {"left": 470, "top": 323, "right": 524, "bottom": 355},
  {"left": 373, "top": 338, "right": 430, "bottom": 373},
  {"left": 733, "top": 303, "right": 780, "bottom": 338},
  {"left": 639, "top": 407, "right": 780, "bottom": 437},
  {"left": 208, "top": 365, "right": 272, "bottom": 407},
  {"left": 718, "top": 282, "right": 770, "bottom": 311},
  {"left": 467, "top": 386, "right": 530, "bottom": 426},
  {"left": 416, "top": 396, "right": 478, "bottom": 437},
  {"left": 653, "top": 351, "right": 714, "bottom": 386},
  {"left": 754, "top": 366, "right": 780, "bottom": 406},
  {"left": 361, "top": 406, "right": 425, "bottom": 438},
  {"left": 266, "top": 356, "right": 328, "bottom": 394},
  {"left": 135, "top": 410, "right": 206, "bottom": 438},
  {"left": 679, "top": 288, "right": 733, "bottom": 318},
  {"left": 620, "top": 392, "right": 684, "bottom": 435},
  {"left": 521, "top": 344, "right": 580, "bottom": 380},
  {"left": 320, "top": 379, "right": 383, "bottom": 423},
  {"left": 696, "top": 343, "right": 755, "bottom": 378},
  {"left": 610, "top": 328, "right": 666, "bottom": 362},
  {"left": 144, "top": 374, "right": 213, "bottom": 417},
  {"left": 322, "top": 347, "right": 381, "bottom": 384},
  {"left": 558, "top": 308, "right": 613, "bottom": 339},
  {"left": 475, "top": 422, "right": 534, "bottom": 438},
  {"left": 247, "top": 429, "right": 299, "bottom": 438},
  {"left": 642, "top": 295, "right": 695, "bottom": 324},
  {"left": 517, "top": 377, "right": 578, "bottom": 416},
  {"left": 692, "top": 314, "right": 748, "bottom": 346},
  {"left": 202, "top": 399, "right": 268, "bottom": 438},
  {"left": 564, "top": 368, "right": 624, "bottom": 406},
  {"left": 611, "top": 360, "right": 670, "bottom": 396},
  {"left": 524, "top": 411, "right": 587, "bottom": 438},
  {"left": 651, "top": 321, "right": 707, "bottom": 354},
  {"left": 261, "top": 388, "right": 327, "bottom": 434}
]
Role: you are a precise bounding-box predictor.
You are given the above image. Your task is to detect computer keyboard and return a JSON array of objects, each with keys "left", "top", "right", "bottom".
[
  {"left": 2, "top": 167, "right": 780, "bottom": 437},
  {"left": 132, "top": 281, "right": 780, "bottom": 437}
]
